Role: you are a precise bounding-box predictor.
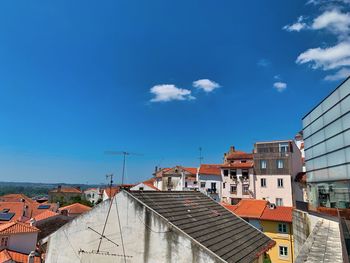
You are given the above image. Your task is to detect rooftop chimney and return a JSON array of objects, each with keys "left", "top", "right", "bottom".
[
  {"left": 29, "top": 218, "right": 36, "bottom": 227},
  {"left": 229, "top": 146, "right": 235, "bottom": 153},
  {"left": 57, "top": 185, "right": 61, "bottom": 192}
]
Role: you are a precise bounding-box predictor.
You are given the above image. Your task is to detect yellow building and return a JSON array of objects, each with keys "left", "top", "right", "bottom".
[
  {"left": 222, "top": 200, "right": 294, "bottom": 263},
  {"left": 260, "top": 206, "right": 294, "bottom": 263}
]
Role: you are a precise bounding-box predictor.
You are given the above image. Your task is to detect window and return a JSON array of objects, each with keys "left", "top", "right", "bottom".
[
  {"left": 276, "top": 198, "right": 283, "bottom": 206},
  {"left": 277, "top": 159, "right": 284, "bottom": 169},
  {"left": 223, "top": 169, "right": 229, "bottom": 176},
  {"left": 211, "top": 182, "right": 216, "bottom": 190},
  {"left": 223, "top": 182, "right": 226, "bottom": 189},
  {"left": 277, "top": 178, "right": 284, "bottom": 188},
  {"left": 261, "top": 178, "right": 266, "bottom": 187},
  {"left": 167, "top": 177, "right": 171, "bottom": 184},
  {"left": 230, "top": 185, "right": 237, "bottom": 193},
  {"left": 279, "top": 143, "right": 289, "bottom": 153},
  {"left": 241, "top": 160, "right": 247, "bottom": 163},
  {"left": 242, "top": 169, "right": 249, "bottom": 179},
  {"left": 230, "top": 169, "right": 237, "bottom": 179},
  {"left": 139, "top": 187, "right": 144, "bottom": 191},
  {"left": 279, "top": 246, "right": 288, "bottom": 257},
  {"left": 185, "top": 182, "right": 188, "bottom": 188},
  {"left": 1, "top": 237, "right": 8, "bottom": 247},
  {"left": 278, "top": 223, "right": 287, "bottom": 233},
  {"left": 243, "top": 185, "right": 249, "bottom": 194},
  {"left": 200, "top": 182, "right": 206, "bottom": 188},
  {"left": 260, "top": 160, "right": 267, "bottom": 169}
]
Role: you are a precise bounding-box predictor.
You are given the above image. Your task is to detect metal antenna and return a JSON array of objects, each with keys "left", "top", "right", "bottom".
[
  {"left": 105, "top": 151, "right": 143, "bottom": 185},
  {"left": 199, "top": 147, "right": 204, "bottom": 165}
]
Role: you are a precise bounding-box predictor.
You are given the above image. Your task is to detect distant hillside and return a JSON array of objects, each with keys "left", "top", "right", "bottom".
[{"left": 0, "top": 181, "right": 104, "bottom": 198}]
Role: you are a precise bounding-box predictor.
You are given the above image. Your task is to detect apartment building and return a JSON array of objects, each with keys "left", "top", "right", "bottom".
[
  {"left": 254, "top": 140, "right": 303, "bottom": 207},
  {"left": 303, "top": 76, "right": 350, "bottom": 209},
  {"left": 197, "top": 164, "right": 222, "bottom": 202},
  {"left": 221, "top": 146, "right": 255, "bottom": 205}
]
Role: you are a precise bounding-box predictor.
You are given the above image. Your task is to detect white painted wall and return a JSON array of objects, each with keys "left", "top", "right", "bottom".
[
  {"left": 2, "top": 232, "right": 38, "bottom": 254},
  {"left": 197, "top": 174, "right": 222, "bottom": 202},
  {"left": 130, "top": 183, "right": 157, "bottom": 191},
  {"left": 84, "top": 189, "right": 101, "bottom": 204},
  {"left": 255, "top": 175, "right": 293, "bottom": 206},
  {"left": 45, "top": 192, "right": 225, "bottom": 263}
]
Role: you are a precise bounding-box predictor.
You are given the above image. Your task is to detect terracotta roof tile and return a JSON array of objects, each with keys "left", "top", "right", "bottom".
[
  {"left": 221, "top": 161, "right": 254, "bottom": 169},
  {"left": 0, "top": 194, "right": 35, "bottom": 204},
  {"left": 0, "top": 249, "right": 41, "bottom": 263},
  {"left": 0, "top": 202, "right": 27, "bottom": 223},
  {"left": 223, "top": 199, "right": 269, "bottom": 219},
  {"left": 0, "top": 221, "right": 39, "bottom": 234},
  {"left": 182, "top": 167, "right": 198, "bottom": 175},
  {"left": 104, "top": 187, "right": 119, "bottom": 198},
  {"left": 50, "top": 187, "right": 82, "bottom": 193},
  {"left": 199, "top": 164, "right": 222, "bottom": 176},
  {"left": 143, "top": 182, "right": 160, "bottom": 191},
  {"left": 260, "top": 206, "right": 293, "bottom": 223},
  {"left": 58, "top": 203, "right": 91, "bottom": 215},
  {"left": 226, "top": 150, "right": 253, "bottom": 160},
  {"left": 27, "top": 210, "right": 59, "bottom": 223}
]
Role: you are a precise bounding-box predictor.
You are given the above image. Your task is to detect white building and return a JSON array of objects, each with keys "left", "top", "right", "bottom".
[
  {"left": 153, "top": 166, "right": 198, "bottom": 191},
  {"left": 197, "top": 164, "right": 222, "bottom": 202},
  {"left": 44, "top": 191, "right": 274, "bottom": 263},
  {"left": 130, "top": 179, "right": 159, "bottom": 191},
  {"left": 0, "top": 221, "right": 39, "bottom": 254},
  {"left": 84, "top": 188, "right": 102, "bottom": 205}
]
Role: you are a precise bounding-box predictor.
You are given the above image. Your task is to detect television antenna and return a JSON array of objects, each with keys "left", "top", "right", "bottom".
[
  {"left": 104, "top": 151, "right": 143, "bottom": 184},
  {"left": 198, "top": 147, "right": 204, "bottom": 165}
]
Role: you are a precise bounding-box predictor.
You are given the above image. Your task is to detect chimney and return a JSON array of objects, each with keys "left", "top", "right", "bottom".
[
  {"left": 61, "top": 209, "right": 68, "bottom": 217},
  {"left": 155, "top": 166, "right": 158, "bottom": 174},
  {"left": 230, "top": 146, "right": 235, "bottom": 153},
  {"left": 27, "top": 251, "right": 35, "bottom": 263},
  {"left": 57, "top": 185, "right": 61, "bottom": 192},
  {"left": 29, "top": 218, "right": 36, "bottom": 227}
]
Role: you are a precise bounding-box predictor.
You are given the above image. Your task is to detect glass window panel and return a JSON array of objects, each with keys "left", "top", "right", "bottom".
[
  {"left": 310, "top": 117, "right": 324, "bottom": 134},
  {"left": 310, "top": 129, "right": 325, "bottom": 145},
  {"left": 327, "top": 149, "right": 346, "bottom": 167},
  {"left": 304, "top": 125, "right": 312, "bottom": 138},
  {"left": 310, "top": 105, "right": 323, "bottom": 123},
  {"left": 305, "top": 160, "right": 314, "bottom": 171},
  {"left": 303, "top": 115, "right": 311, "bottom": 129},
  {"left": 324, "top": 118, "right": 342, "bottom": 139},
  {"left": 325, "top": 133, "right": 344, "bottom": 152},
  {"left": 340, "top": 95, "right": 350, "bottom": 114},
  {"left": 324, "top": 104, "right": 341, "bottom": 125},
  {"left": 338, "top": 81, "right": 350, "bottom": 100},
  {"left": 343, "top": 130, "right": 350, "bottom": 146},
  {"left": 304, "top": 137, "right": 312, "bottom": 149},
  {"left": 342, "top": 112, "right": 350, "bottom": 130},
  {"left": 345, "top": 147, "right": 350, "bottom": 163},
  {"left": 312, "top": 155, "right": 328, "bottom": 170},
  {"left": 312, "top": 142, "right": 326, "bottom": 158},
  {"left": 328, "top": 165, "right": 347, "bottom": 181},
  {"left": 322, "top": 89, "right": 340, "bottom": 113}
]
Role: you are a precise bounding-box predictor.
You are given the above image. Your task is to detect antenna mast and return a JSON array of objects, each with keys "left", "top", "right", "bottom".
[{"left": 199, "top": 147, "right": 204, "bottom": 165}]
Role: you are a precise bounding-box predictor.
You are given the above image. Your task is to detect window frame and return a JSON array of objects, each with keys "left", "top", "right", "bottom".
[
  {"left": 260, "top": 178, "right": 266, "bottom": 187},
  {"left": 279, "top": 245, "right": 288, "bottom": 257},
  {"left": 276, "top": 198, "right": 283, "bottom": 206},
  {"left": 230, "top": 184, "right": 237, "bottom": 194},
  {"left": 277, "top": 178, "right": 284, "bottom": 188},
  {"left": 277, "top": 159, "right": 284, "bottom": 169},
  {"left": 278, "top": 223, "right": 287, "bottom": 233},
  {"left": 260, "top": 160, "right": 267, "bottom": 169},
  {"left": 200, "top": 182, "right": 206, "bottom": 188}
]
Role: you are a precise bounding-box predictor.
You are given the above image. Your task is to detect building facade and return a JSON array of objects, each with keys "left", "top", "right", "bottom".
[
  {"left": 221, "top": 147, "right": 255, "bottom": 205},
  {"left": 154, "top": 166, "right": 198, "bottom": 191},
  {"left": 197, "top": 164, "right": 222, "bottom": 202},
  {"left": 303, "top": 76, "right": 350, "bottom": 209},
  {"left": 254, "top": 140, "right": 303, "bottom": 207}
]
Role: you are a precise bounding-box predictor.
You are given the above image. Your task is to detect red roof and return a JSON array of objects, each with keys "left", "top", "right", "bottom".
[
  {"left": 27, "top": 210, "right": 59, "bottom": 223},
  {"left": 0, "top": 194, "right": 35, "bottom": 204},
  {"left": 104, "top": 187, "right": 119, "bottom": 198},
  {"left": 221, "top": 161, "right": 254, "bottom": 169},
  {"left": 50, "top": 187, "right": 82, "bottom": 193},
  {"left": 222, "top": 200, "right": 268, "bottom": 219},
  {"left": 226, "top": 151, "right": 253, "bottom": 160},
  {"left": 182, "top": 167, "right": 198, "bottom": 175},
  {"left": 143, "top": 182, "right": 160, "bottom": 191},
  {"left": 0, "top": 221, "right": 39, "bottom": 235},
  {"left": 59, "top": 203, "right": 91, "bottom": 215},
  {"left": 199, "top": 164, "right": 222, "bottom": 176},
  {"left": 0, "top": 249, "right": 41, "bottom": 263},
  {"left": 260, "top": 206, "right": 293, "bottom": 223},
  {"left": 0, "top": 202, "right": 27, "bottom": 223}
]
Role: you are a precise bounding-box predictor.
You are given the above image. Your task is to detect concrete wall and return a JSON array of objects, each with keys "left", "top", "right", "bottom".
[
  {"left": 130, "top": 183, "right": 157, "bottom": 191},
  {"left": 255, "top": 174, "right": 293, "bottom": 206},
  {"left": 5, "top": 233, "right": 38, "bottom": 254},
  {"left": 45, "top": 191, "right": 224, "bottom": 263}
]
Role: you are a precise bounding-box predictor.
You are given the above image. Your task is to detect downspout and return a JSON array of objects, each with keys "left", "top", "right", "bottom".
[{"left": 290, "top": 222, "right": 294, "bottom": 263}]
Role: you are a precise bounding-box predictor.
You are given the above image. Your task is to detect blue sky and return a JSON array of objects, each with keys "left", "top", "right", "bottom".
[{"left": 0, "top": 0, "right": 349, "bottom": 184}]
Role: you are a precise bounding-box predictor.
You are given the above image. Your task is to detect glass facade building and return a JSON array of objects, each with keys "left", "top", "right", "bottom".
[{"left": 303, "top": 77, "right": 350, "bottom": 209}]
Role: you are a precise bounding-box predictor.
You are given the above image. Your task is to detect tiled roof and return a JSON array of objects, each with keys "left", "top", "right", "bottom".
[
  {"left": 27, "top": 210, "right": 59, "bottom": 223},
  {"left": 0, "top": 249, "right": 41, "bottom": 263},
  {"left": 260, "top": 206, "right": 293, "bottom": 223},
  {"left": 223, "top": 199, "right": 269, "bottom": 219},
  {"left": 221, "top": 161, "right": 254, "bottom": 169},
  {"left": 154, "top": 168, "right": 171, "bottom": 178},
  {"left": 199, "top": 164, "right": 222, "bottom": 176},
  {"left": 182, "top": 167, "right": 198, "bottom": 175},
  {"left": 0, "top": 194, "right": 35, "bottom": 204},
  {"left": 226, "top": 151, "right": 253, "bottom": 160},
  {"left": 50, "top": 187, "right": 82, "bottom": 193},
  {"left": 104, "top": 187, "right": 119, "bottom": 198},
  {"left": 129, "top": 191, "right": 275, "bottom": 263},
  {"left": 59, "top": 203, "right": 91, "bottom": 215},
  {"left": 0, "top": 202, "right": 27, "bottom": 223},
  {"left": 0, "top": 221, "right": 39, "bottom": 234},
  {"left": 143, "top": 182, "right": 160, "bottom": 191}
]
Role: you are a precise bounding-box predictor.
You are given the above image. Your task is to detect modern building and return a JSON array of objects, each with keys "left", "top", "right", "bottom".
[
  {"left": 197, "top": 164, "right": 222, "bottom": 202},
  {"left": 221, "top": 146, "right": 255, "bottom": 205},
  {"left": 253, "top": 140, "right": 303, "bottom": 207},
  {"left": 44, "top": 191, "right": 275, "bottom": 263},
  {"left": 303, "top": 76, "right": 350, "bottom": 209}
]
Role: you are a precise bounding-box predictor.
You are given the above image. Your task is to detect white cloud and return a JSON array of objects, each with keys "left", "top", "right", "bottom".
[
  {"left": 324, "top": 67, "right": 350, "bottom": 80},
  {"left": 274, "top": 75, "right": 282, "bottom": 80},
  {"left": 273, "top": 82, "right": 287, "bottom": 92},
  {"left": 311, "top": 9, "right": 350, "bottom": 37},
  {"left": 296, "top": 42, "right": 350, "bottom": 70},
  {"left": 283, "top": 16, "right": 307, "bottom": 32},
  {"left": 150, "top": 84, "right": 195, "bottom": 102},
  {"left": 257, "top": 58, "right": 270, "bottom": 67},
  {"left": 192, "top": 79, "right": 221, "bottom": 92}
]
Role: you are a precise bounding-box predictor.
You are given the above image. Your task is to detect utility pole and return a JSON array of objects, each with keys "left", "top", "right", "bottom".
[
  {"left": 105, "top": 151, "right": 143, "bottom": 185},
  {"left": 199, "top": 147, "right": 204, "bottom": 165}
]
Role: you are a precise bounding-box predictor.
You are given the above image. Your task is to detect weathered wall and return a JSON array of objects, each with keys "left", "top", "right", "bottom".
[
  {"left": 7, "top": 232, "right": 38, "bottom": 254},
  {"left": 45, "top": 191, "right": 224, "bottom": 263}
]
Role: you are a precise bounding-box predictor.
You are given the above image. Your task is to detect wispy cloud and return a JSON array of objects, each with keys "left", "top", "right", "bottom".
[
  {"left": 283, "top": 16, "right": 307, "bottom": 32},
  {"left": 150, "top": 84, "right": 195, "bottom": 102},
  {"left": 257, "top": 59, "right": 271, "bottom": 67},
  {"left": 192, "top": 79, "right": 221, "bottom": 92},
  {"left": 273, "top": 82, "right": 287, "bottom": 92},
  {"left": 296, "top": 42, "right": 350, "bottom": 70},
  {"left": 324, "top": 68, "right": 350, "bottom": 80}
]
